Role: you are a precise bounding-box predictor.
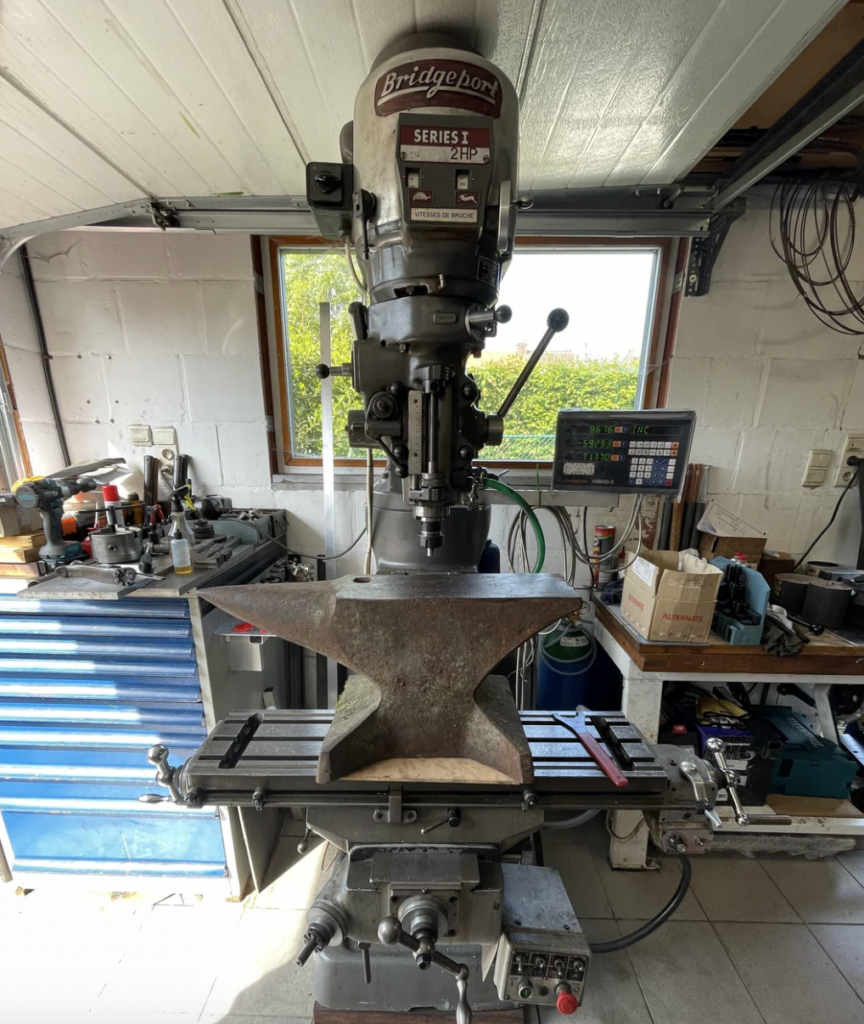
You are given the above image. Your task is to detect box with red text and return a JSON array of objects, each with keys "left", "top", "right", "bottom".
[{"left": 621, "top": 550, "right": 722, "bottom": 643}]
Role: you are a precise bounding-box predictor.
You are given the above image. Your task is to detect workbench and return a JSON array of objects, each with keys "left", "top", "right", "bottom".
[{"left": 592, "top": 599, "right": 864, "bottom": 868}]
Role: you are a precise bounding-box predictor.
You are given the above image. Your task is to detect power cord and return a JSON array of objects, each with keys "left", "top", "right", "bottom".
[
  {"left": 793, "top": 461, "right": 860, "bottom": 570},
  {"left": 589, "top": 855, "right": 692, "bottom": 954}
]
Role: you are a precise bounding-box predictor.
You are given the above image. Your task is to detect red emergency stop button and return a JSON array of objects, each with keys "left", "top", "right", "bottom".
[{"left": 556, "top": 988, "right": 579, "bottom": 1015}]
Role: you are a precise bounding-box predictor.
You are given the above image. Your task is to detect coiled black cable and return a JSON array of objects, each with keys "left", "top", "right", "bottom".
[
  {"left": 769, "top": 170, "right": 864, "bottom": 335},
  {"left": 589, "top": 855, "right": 692, "bottom": 954}
]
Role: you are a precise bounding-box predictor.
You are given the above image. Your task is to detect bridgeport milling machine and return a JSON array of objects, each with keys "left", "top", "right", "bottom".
[{"left": 141, "top": 35, "right": 744, "bottom": 1020}]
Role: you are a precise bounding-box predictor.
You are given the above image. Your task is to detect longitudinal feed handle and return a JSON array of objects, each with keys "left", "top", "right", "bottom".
[
  {"left": 497, "top": 309, "right": 569, "bottom": 418},
  {"left": 144, "top": 743, "right": 183, "bottom": 804},
  {"left": 705, "top": 738, "right": 791, "bottom": 827}
]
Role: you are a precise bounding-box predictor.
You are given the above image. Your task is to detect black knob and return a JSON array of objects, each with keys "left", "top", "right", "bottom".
[
  {"left": 314, "top": 170, "right": 341, "bottom": 195},
  {"left": 461, "top": 382, "right": 478, "bottom": 402},
  {"left": 547, "top": 308, "right": 569, "bottom": 332},
  {"left": 458, "top": 445, "right": 474, "bottom": 460},
  {"left": 395, "top": 465, "right": 409, "bottom": 478},
  {"left": 315, "top": 364, "right": 331, "bottom": 379},
  {"left": 495, "top": 305, "right": 512, "bottom": 324}
]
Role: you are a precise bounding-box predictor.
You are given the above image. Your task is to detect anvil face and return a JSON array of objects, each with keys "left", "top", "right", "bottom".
[{"left": 202, "top": 573, "right": 582, "bottom": 783}]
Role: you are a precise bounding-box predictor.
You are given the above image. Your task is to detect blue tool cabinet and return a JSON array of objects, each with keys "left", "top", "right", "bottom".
[{"left": 0, "top": 596, "right": 228, "bottom": 883}]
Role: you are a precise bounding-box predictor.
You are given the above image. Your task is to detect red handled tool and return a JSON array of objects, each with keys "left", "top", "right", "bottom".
[{"left": 553, "top": 713, "right": 629, "bottom": 788}]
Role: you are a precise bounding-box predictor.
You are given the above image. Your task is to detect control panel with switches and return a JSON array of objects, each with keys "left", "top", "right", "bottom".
[{"left": 494, "top": 864, "right": 591, "bottom": 1015}]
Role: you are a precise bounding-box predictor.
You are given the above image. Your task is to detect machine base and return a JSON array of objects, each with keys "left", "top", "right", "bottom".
[
  {"left": 313, "top": 942, "right": 513, "bottom": 1013},
  {"left": 313, "top": 1005, "right": 524, "bottom": 1024}
]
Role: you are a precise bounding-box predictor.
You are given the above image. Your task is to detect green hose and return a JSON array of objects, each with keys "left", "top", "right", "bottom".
[{"left": 484, "top": 478, "right": 546, "bottom": 572}]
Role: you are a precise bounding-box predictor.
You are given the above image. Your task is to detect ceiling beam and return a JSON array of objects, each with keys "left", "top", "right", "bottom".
[{"left": 711, "top": 36, "right": 864, "bottom": 210}]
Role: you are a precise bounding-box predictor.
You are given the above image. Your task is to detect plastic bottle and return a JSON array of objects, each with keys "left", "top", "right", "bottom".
[
  {"left": 171, "top": 536, "right": 192, "bottom": 575},
  {"left": 101, "top": 484, "right": 125, "bottom": 527}
]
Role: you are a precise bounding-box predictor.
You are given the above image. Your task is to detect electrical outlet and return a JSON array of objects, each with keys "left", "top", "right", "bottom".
[
  {"left": 834, "top": 434, "right": 864, "bottom": 486},
  {"left": 153, "top": 426, "right": 178, "bottom": 466}
]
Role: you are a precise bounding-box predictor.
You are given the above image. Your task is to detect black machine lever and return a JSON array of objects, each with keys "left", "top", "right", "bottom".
[
  {"left": 497, "top": 309, "right": 569, "bottom": 418},
  {"left": 420, "top": 807, "right": 461, "bottom": 835},
  {"left": 137, "top": 744, "right": 184, "bottom": 805},
  {"left": 378, "top": 917, "right": 471, "bottom": 1024}
]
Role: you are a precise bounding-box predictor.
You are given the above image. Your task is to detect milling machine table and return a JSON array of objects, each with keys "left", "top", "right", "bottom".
[{"left": 180, "top": 709, "right": 672, "bottom": 806}]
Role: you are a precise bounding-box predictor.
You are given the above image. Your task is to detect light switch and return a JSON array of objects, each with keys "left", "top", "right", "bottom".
[
  {"left": 129, "top": 424, "right": 152, "bottom": 446},
  {"left": 456, "top": 172, "right": 470, "bottom": 190},
  {"left": 407, "top": 171, "right": 420, "bottom": 188},
  {"left": 803, "top": 449, "right": 832, "bottom": 487}
]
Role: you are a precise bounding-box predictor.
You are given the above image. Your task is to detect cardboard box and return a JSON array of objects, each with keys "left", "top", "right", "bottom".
[
  {"left": 696, "top": 501, "right": 766, "bottom": 568},
  {"left": 758, "top": 551, "right": 796, "bottom": 589},
  {"left": 622, "top": 550, "right": 723, "bottom": 642},
  {"left": 0, "top": 504, "right": 41, "bottom": 538},
  {"left": 699, "top": 533, "right": 767, "bottom": 566}
]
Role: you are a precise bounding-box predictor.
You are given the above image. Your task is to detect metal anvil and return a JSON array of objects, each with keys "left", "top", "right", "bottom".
[{"left": 202, "top": 573, "right": 582, "bottom": 784}]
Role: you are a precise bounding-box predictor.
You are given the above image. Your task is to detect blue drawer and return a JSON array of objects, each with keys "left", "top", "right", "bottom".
[
  {"left": 0, "top": 674, "right": 201, "bottom": 702},
  {"left": 0, "top": 700, "right": 205, "bottom": 727},
  {"left": 0, "top": 616, "right": 193, "bottom": 638},
  {"left": 0, "top": 594, "right": 226, "bottom": 879},
  {"left": 0, "top": 656, "right": 198, "bottom": 676},
  {"left": 0, "top": 597, "right": 190, "bottom": 619},
  {"left": 3, "top": 811, "right": 227, "bottom": 877}
]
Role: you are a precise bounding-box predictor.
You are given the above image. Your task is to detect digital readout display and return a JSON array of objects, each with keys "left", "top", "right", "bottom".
[{"left": 566, "top": 424, "right": 684, "bottom": 436}]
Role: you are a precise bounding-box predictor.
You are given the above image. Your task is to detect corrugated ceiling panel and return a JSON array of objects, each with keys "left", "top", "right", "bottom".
[
  {"left": 0, "top": 0, "right": 306, "bottom": 199},
  {"left": 0, "top": 0, "right": 852, "bottom": 234},
  {"left": 226, "top": 0, "right": 371, "bottom": 165},
  {"left": 0, "top": 78, "right": 142, "bottom": 230},
  {"left": 521, "top": 0, "right": 845, "bottom": 190},
  {"left": 635, "top": 0, "right": 848, "bottom": 184},
  {"left": 224, "top": 0, "right": 536, "bottom": 166}
]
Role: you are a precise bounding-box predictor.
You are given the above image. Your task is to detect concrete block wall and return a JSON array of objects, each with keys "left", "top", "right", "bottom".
[
  {"left": 1, "top": 231, "right": 367, "bottom": 575},
  {"left": 668, "top": 196, "right": 864, "bottom": 566},
  {"left": 18, "top": 231, "right": 272, "bottom": 501},
  {"left": 2, "top": 209, "right": 863, "bottom": 579}
]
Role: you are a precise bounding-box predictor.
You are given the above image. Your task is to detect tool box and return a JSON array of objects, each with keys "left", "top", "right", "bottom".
[
  {"left": 710, "top": 556, "right": 770, "bottom": 645},
  {"left": 748, "top": 707, "right": 858, "bottom": 800}
]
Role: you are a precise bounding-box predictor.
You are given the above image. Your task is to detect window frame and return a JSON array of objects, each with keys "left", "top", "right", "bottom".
[{"left": 263, "top": 234, "right": 677, "bottom": 471}]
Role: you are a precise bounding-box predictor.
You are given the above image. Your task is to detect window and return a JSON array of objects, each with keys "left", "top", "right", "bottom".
[{"left": 267, "top": 238, "right": 670, "bottom": 468}]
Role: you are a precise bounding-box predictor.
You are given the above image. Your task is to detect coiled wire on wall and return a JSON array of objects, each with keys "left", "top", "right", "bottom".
[{"left": 770, "top": 173, "right": 864, "bottom": 335}]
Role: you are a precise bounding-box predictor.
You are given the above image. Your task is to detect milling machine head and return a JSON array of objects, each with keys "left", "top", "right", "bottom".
[{"left": 307, "top": 34, "right": 539, "bottom": 560}]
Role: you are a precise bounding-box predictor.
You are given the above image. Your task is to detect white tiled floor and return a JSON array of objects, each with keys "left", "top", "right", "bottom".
[{"left": 2, "top": 818, "right": 864, "bottom": 1024}]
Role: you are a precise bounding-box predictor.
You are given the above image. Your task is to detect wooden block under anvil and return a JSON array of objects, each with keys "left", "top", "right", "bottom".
[{"left": 202, "top": 573, "right": 582, "bottom": 784}]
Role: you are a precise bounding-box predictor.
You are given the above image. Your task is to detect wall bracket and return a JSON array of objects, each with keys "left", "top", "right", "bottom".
[{"left": 685, "top": 200, "right": 746, "bottom": 297}]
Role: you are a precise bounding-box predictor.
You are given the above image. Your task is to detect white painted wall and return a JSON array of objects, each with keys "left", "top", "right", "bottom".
[
  {"left": 668, "top": 195, "right": 864, "bottom": 567},
  {"left": 0, "top": 251, "right": 66, "bottom": 472},
  {"left": 2, "top": 210, "right": 863, "bottom": 581},
  {"left": 1, "top": 231, "right": 371, "bottom": 573}
]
